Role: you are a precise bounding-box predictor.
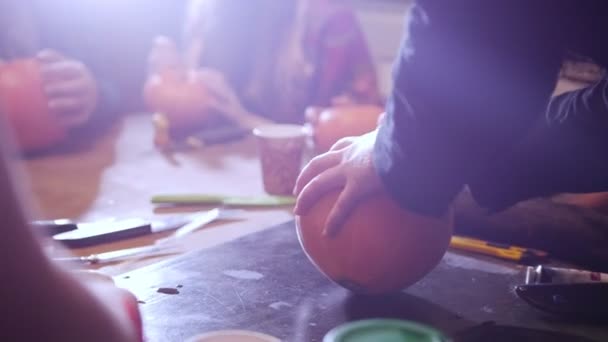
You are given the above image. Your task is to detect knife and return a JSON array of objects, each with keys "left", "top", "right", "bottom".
[
  {"left": 52, "top": 216, "right": 190, "bottom": 248},
  {"left": 53, "top": 245, "right": 180, "bottom": 264},
  {"left": 52, "top": 208, "right": 244, "bottom": 248},
  {"left": 155, "top": 207, "right": 222, "bottom": 244},
  {"left": 53, "top": 208, "right": 244, "bottom": 264}
]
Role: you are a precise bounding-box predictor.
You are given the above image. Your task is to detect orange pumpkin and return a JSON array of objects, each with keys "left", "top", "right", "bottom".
[
  {"left": 0, "top": 59, "right": 65, "bottom": 152},
  {"left": 143, "top": 67, "right": 212, "bottom": 130},
  {"left": 296, "top": 189, "right": 453, "bottom": 295},
  {"left": 306, "top": 105, "right": 384, "bottom": 153}
]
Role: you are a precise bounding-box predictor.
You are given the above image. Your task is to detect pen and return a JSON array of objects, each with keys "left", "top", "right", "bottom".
[{"left": 449, "top": 235, "right": 548, "bottom": 262}]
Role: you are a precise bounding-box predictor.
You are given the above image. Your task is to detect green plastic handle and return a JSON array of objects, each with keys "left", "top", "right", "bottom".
[
  {"left": 151, "top": 194, "right": 225, "bottom": 204},
  {"left": 150, "top": 194, "right": 296, "bottom": 207}
]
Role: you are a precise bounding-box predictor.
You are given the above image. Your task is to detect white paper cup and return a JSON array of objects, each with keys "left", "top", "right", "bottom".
[{"left": 253, "top": 124, "right": 307, "bottom": 195}]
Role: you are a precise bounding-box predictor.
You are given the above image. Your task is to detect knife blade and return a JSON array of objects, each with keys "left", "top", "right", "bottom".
[
  {"left": 31, "top": 219, "right": 79, "bottom": 236},
  {"left": 54, "top": 245, "right": 179, "bottom": 264},
  {"left": 154, "top": 207, "right": 243, "bottom": 244}
]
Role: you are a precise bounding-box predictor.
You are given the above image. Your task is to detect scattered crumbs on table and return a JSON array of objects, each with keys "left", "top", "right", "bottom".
[
  {"left": 123, "top": 275, "right": 130, "bottom": 279},
  {"left": 137, "top": 300, "right": 147, "bottom": 304},
  {"left": 157, "top": 287, "right": 180, "bottom": 295},
  {"left": 177, "top": 284, "right": 183, "bottom": 288}
]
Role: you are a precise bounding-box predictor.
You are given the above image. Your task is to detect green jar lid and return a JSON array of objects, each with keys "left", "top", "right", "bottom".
[{"left": 323, "top": 319, "right": 449, "bottom": 342}]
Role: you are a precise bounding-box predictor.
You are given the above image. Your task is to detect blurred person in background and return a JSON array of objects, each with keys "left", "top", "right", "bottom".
[
  {"left": 294, "top": 0, "right": 608, "bottom": 236},
  {"left": 0, "top": 0, "right": 121, "bottom": 153},
  {"left": 147, "top": 0, "right": 382, "bottom": 126}
]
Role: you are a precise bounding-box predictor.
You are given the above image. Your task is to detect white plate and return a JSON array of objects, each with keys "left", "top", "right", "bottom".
[{"left": 185, "top": 330, "right": 281, "bottom": 342}]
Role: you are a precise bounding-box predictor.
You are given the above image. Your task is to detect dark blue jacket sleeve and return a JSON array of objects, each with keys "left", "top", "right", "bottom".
[{"left": 372, "top": 0, "right": 585, "bottom": 217}]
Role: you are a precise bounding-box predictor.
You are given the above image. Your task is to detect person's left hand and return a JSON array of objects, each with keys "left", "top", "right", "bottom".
[
  {"left": 37, "top": 49, "right": 98, "bottom": 129},
  {"left": 195, "top": 68, "right": 272, "bottom": 128}
]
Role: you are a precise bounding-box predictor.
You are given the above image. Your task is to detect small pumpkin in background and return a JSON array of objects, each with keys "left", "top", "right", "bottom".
[
  {"left": 143, "top": 67, "right": 214, "bottom": 131},
  {"left": 296, "top": 189, "right": 453, "bottom": 295},
  {"left": 305, "top": 104, "right": 384, "bottom": 153},
  {"left": 0, "top": 58, "right": 65, "bottom": 152}
]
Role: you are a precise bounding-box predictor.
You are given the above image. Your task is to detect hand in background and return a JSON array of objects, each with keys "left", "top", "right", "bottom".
[
  {"left": 147, "top": 34, "right": 203, "bottom": 74},
  {"left": 147, "top": 36, "right": 182, "bottom": 75},
  {"left": 145, "top": 36, "right": 272, "bottom": 129},
  {"left": 37, "top": 49, "right": 98, "bottom": 129},
  {"left": 195, "top": 68, "right": 272, "bottom": 128},
  {"left": 195, "top": 68, "right": 242, "bottom": 114}
]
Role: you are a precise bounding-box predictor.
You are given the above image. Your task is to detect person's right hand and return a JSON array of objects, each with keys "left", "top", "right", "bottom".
[
  {"left": 293, "top": 130, "right": 385, "bottom": 237},
  {"left": 147, "top": 36, "right": 182, "bottom": 75},
  {"left": 147, "top": 35, "right": 204, "bottom": 75}
]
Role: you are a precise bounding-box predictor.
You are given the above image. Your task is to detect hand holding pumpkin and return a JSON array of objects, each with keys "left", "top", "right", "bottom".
[
  {"left": 294, "top": 129, "right": 453, "bottom": 294},
  {"left": 37, "top": 49, "right": 98, "bottom": 128},
  {"left": 294, "top": 130, "right": 385, "bottom": 236}
]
